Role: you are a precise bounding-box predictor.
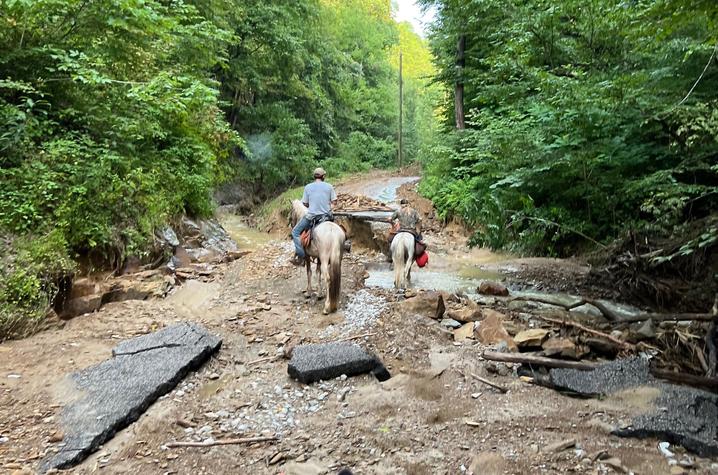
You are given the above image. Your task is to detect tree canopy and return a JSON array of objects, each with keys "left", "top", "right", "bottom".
[{"left": 419, "top": 0, "right": 718, "bottom": 255}]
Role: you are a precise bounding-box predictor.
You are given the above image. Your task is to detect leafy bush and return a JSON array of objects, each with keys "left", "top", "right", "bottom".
[{"left": 0, "top": 231, "right": 75, "bottom": 340}]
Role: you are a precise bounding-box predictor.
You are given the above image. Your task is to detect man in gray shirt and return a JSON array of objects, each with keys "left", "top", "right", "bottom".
[{"left": 291, "top": 167, "right": 337, "bottom": 265}]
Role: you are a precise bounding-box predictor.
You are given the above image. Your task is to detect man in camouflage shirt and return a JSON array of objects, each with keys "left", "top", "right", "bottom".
[{"left": 391, "top": 199, "right": 422, "bottom": 239}]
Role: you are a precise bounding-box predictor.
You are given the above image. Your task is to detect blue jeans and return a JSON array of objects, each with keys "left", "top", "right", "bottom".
[{"left": 292, "top": 216, "right": 312, "bottom": 258}]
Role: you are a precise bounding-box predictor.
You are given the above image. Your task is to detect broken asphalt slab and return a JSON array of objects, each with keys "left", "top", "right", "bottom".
[
  {"left": 288, "top": 341, "right": 390, "bottom": 384},
  {"left": 39, "top": 322, "right": 221, "bottom": 473},
  {"left": 549, "top": 357, "right": 718, "bottom": 457}
]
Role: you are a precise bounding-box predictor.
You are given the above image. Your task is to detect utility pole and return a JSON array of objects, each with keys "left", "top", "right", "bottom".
[{"left": 398, "top": 50, "right": 403, "bottom": 168}]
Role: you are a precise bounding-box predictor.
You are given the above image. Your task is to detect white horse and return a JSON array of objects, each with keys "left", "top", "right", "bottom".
[
  {"left": 290, "top": 200, "right": 346, "bottom": 314},
  {"left": 390, "top": 232, "right": 415, "bottom": 289}
]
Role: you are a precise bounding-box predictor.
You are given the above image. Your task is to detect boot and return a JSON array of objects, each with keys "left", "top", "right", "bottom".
[{"left": 290, "top": 255, "right": 305, "bottom": 266}]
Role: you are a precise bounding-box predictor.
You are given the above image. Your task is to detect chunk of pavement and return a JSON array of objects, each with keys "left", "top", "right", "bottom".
[
  {"left": 549, "top": 356, "right": 654, "bottom": 396},
  {"left": 550, "top": 357, "right": 718, "bottom": 457},
  {"left": 287, "top": 342, "right": 390, "bottom": 384},
  {"left": 39, "top": 323, "right": 221, "bottom": 473},
  {"left": 613, "top": 383, "right": 718, "bottom": 457},
  {"left": 514, "top": 328, "right": 550, "bottom": 348}
]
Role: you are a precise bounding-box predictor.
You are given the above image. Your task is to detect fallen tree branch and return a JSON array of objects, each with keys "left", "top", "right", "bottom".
[
  {"left": 165, "top": 436, "right": 278, "bottom": 448},
  {"left": 535, "top": 315, "right": 634, "bottom": 350},
  {"left": 247, "top": 356, "right": 280, "bottom": 366},
  {"left": 471, "top": 372, "right": 508, "bottom": 393},
  {"left": 482, "top": 351, "right": 597, "bottom": 371},
  {"left": 511, "top": 295, "right": 714, "bottom": 323},
  {"left": 337, "top": 332, "right": 377, "bottom": 342},
  {"left": 650, "top": 368, "right": 718, "bottom": 394}
]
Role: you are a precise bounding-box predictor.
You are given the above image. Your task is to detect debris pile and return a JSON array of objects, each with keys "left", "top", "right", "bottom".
[{"left": 334, "top": 193, "right": 393, "bottom": 212}]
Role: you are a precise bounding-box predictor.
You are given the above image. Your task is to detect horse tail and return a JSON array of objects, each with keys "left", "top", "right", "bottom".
[{"left": 328, "top": 243, "right": 342, "bottom": 312}]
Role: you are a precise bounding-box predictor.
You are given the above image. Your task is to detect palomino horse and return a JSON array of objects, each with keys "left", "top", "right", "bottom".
[
  {"left": 390, "top": 232, "right": 415, "bottom": 289},
  {"left": 290, "top": 200, "right": 346, "bottom": 314}
]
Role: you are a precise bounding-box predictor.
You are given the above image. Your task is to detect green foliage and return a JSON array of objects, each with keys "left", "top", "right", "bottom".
[
  {"left": 420, "top": 0, "right": 718, "bottom": 255},
  {"left": 0, "top": 231, "right": 75, "bottom": 340}
]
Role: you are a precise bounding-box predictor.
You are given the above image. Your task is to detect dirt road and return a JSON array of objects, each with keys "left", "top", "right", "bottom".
[{"left": 0, "top": 175, "right": 711, "bottom": 474}]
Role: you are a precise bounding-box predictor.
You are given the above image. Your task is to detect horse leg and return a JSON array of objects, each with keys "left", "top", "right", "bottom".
[
  {"left": 305, "top": 259, "right": 312, "bottom": 295},
  {"left": 403, "top": 250, "right": 414, "bottom": 288},
  {"left": 321, "top": 259, "right": 331, "bottom": 314},
  {"left": 316, "top": 259, "right": 324, "bottom": 299}
]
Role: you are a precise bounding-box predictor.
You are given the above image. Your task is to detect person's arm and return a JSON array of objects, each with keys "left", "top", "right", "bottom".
[
  {"left": 330, "top": 186, "right": 337, "bottom": 210},
  {"left": 302, "top": 186, "right": 309, "bottom": 208}
]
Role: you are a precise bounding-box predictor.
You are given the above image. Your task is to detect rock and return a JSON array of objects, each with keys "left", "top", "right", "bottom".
[
  {"left": 48, "top": 431, "right": 64, "bottom": 443},
  {"left": 584, "top": 337, "right": 620, "bottom": 358},
  {"left": 156, "top": 226, "right": 180, "bottom": 248},
  {"left": 569, "top": 303, "right": 603, "bottom": 319},
  {"left": 446, "top": 306, "right": 482, "bottom": 323},
  {"left": 635, "top": 318, "right": 656, "bottom": 340},
  {"left": 399, "top": 291, "right": 449, "bottom": 320},
  {"left": 475, "top": 310, "right": 517, "bottom": 351},
  {"left": 287, "top": 342, "right": 389, "bottom": 384},
  {"left": 485, "top": 361, "right": 511, "bottom": 376},
  {"left": 542, "top": 337, "right": 587, "bottom": 360},
  {"left": 440, "top": 318, "right": 462, "bottom": 329},
  {"left": 670, "top": 467, "right": 688, "bottom": 475},
  {"left": 477, "top": 281, "right": 509, "bottom": 297},
  {"left": 467, "top": 451, "right": 508, "bottom": 475},
  {"left": 543, "top": 438, "right": 576, "bottom": 453},
  {"left": 39, "top": 323, "right": 221, "bottom": 472},
  {"left": 514, "top": 328, "right": 550, "bottom": 348},
  {"left": 453, "top": 323, "right": 475, "bottom": 341}
]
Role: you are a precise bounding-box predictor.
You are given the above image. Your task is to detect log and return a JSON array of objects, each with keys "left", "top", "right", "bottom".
[
  {"left": 650, "top": 368, "right": 718, "bottom": 393},
  {"left": 471, "top": 372, "right": 508, "bottom": 393},
  {"left": 482, "top": 351, "right": 596, "bottom": 371},
  {"left": 333, "top": 212, "right": 391, "bottom": 223},
  {"left": 165, "top": 436, "right": 278, "bottom": 448},
  {"left": 510, "top": 295, "right": 715, "bottom": 323}
]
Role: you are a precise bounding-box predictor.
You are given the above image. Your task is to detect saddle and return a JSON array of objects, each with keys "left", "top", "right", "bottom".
[{"left": 387, "top": 226, "right": 427, "bottom": 260}]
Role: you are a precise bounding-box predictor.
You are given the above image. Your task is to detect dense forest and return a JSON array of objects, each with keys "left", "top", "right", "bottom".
[
  {"left": 419, "top": 0, "right": 718, "bottom": 256},
  {"left": 0, "top": 0, "right": 436, "bottom": 336}
]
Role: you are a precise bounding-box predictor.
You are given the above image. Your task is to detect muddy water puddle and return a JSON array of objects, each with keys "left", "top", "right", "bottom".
[
  {"left": 218, "top": 211, "right": 280, "bottom": 251},
  {"left": 365, "top": 262, "right": 503, "bottom": 294}
]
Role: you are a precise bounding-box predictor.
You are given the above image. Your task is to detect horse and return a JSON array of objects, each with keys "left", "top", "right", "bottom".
[
  {"left": 290, "top": 199, "right": 346, "bottom": 314},
  {"left": 390, "top": 232, "right": 415, "bottom": 289}
]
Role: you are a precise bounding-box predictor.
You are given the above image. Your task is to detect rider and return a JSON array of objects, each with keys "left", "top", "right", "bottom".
[
  {"left": 390, "top": 198, "right": 423, "bottom": 242},
  {"left": 291, "top": 167, "right": 337, "bottom": 266}
]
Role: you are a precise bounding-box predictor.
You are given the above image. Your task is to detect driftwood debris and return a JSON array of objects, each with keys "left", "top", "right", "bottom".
[
  {"left": 471, "top": 372, "right": 508, "bottom": 393},
  {"left": 165, "top": 435, "right": 278, "bottom": 448},
  {"left": 482, "top": 351, "right": 596, "bottom": 371},
  {"left": 650, "top": 368, "right": 718, "bottom": 393},
  {"left": 510, "top": 295, "right": 714, "bottom": 323}
]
